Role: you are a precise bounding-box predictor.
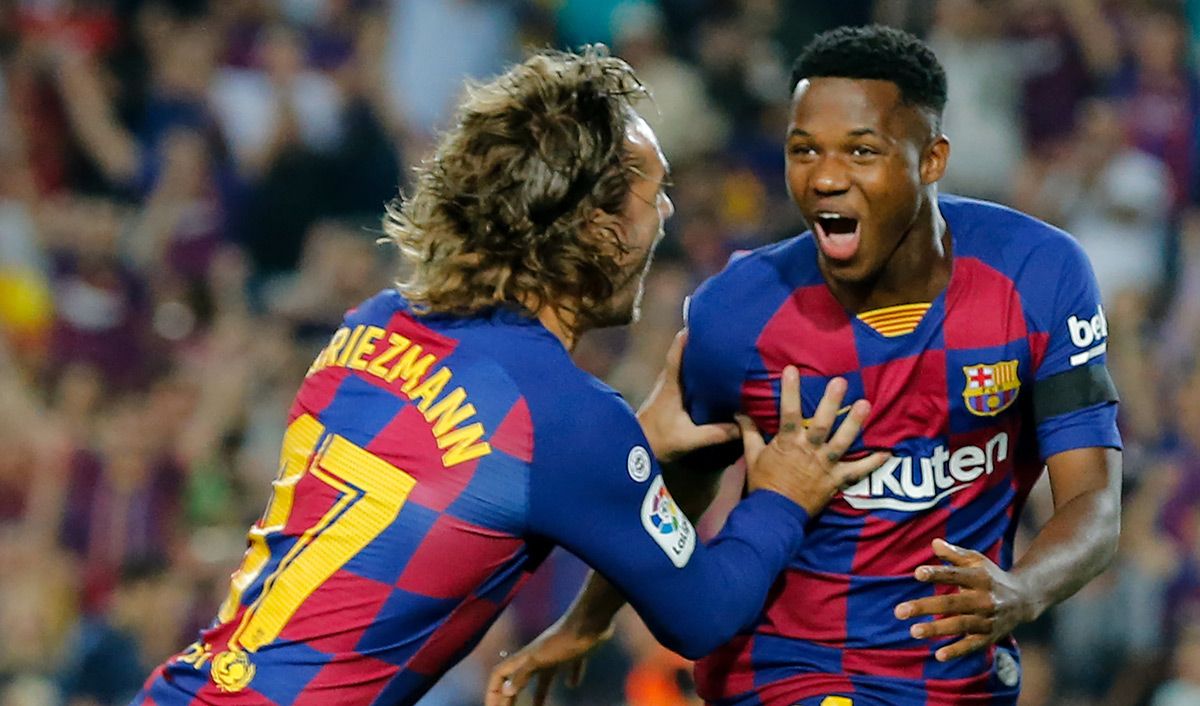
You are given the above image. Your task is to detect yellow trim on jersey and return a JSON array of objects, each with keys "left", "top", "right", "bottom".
[{"left": 857, "top": 302, "right": 932, "bottom": 338}]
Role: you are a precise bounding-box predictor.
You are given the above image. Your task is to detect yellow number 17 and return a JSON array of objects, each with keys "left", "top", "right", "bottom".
[{"left": 217, "top": 413, "right": 415, "bottom": 652}]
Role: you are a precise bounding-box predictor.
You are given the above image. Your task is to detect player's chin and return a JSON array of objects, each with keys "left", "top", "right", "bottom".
[{"left": 822, "top": 256, "right": 878, "bottom": 285}]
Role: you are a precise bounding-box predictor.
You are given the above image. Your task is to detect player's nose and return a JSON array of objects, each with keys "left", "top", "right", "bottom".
[
  {"left": 810, "top": 156, "right": 851, "bottom": 195},
  {"left": 659, "top": 191, "right": 675, "bottom": 220}
]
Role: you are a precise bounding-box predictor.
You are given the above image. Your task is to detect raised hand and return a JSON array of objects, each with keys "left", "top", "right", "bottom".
[
  {"left": 739, "top": 367, "right": 889, "bottom": 516},
  {"left": 894, "top": 538, "right": 1035, "bottom": 661},
  {"left": 636, "top": 330, "right": 740, "bottom": 463},
  {"left": 484, "top": 620, "right": 613, "bottom": 706}
]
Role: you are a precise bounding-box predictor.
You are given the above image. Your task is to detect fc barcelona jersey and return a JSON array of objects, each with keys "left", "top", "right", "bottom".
[
  {"left": 134, "top": 292, "right": 814, "bottom": 706},
  {"left": 681, "top": 195, "right": 1121, "bottom": 706}
]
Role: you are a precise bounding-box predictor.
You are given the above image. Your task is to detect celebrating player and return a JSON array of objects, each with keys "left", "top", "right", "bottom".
[
  {"left": 129, "top": 47, "right": 888, "bottom": 706},
  {"left": 490, "top": 26, "right": 1122, "bottom": 706}
]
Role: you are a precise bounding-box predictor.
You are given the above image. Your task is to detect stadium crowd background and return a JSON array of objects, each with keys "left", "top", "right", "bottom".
[{"left": 0, "top": 0, "right": 1197, "bottom": 704}]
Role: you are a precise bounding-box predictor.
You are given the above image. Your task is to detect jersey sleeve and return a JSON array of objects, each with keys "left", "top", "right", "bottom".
[
  {"left": 681, "top": 277, "right": 747, "bottom": 425},
  {"left": 526, "top": 389, "right": 806, "bottom": 659},
  {"left": 1026, "top": 235, "right": 1121, "bottom": 460}
]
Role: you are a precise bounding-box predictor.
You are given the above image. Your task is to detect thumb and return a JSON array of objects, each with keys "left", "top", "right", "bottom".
[
  {"left": 736, "top": 415, "right": 764, "bottom": 467},
  {"left": 663, "top": 329, "right": 687, "bottom": 376},
  {"left": 691, "top": 421, "right": 741, "bottom": 448}
]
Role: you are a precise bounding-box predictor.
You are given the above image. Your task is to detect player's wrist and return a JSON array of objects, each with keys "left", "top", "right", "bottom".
[
  {"left": 1003, "top": 567, "right": 1046, "bottom": 624},
  {"left": 560, "top": 607, "right": 616, "bottom": 639}
]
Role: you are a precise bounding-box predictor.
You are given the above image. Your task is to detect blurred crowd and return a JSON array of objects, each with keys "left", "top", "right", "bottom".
[{"left": 0, "top": 1, "right": 1198, "bottom": 705}]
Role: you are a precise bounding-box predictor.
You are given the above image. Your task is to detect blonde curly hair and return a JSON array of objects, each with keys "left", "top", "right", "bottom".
[{"left": 384, "top": 46, "right": 649, "bottom": 332}]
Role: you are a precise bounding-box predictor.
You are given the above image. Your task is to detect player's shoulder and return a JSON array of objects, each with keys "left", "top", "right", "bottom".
[
  {"left": 339, "top": 288, "right": 410, "bottom": 327},
  {"left": 692, "top": 235, "right": 821, "bottom": 306},
  {"left": 943, "top": 194, "right": 1089, "bottom": 272},
  {"left": 525, "top": 354, "right": 636, "bottom": 426},
  {"left": 519, "top": 357, "right": 647, "bottom": 472},
  {"left": 686, "top": 234, "right": 820, "bottom": 339}
]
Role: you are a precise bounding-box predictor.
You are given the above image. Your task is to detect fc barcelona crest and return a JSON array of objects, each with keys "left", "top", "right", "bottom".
[{"left": 962, "top": 360, "right": 1020, "bottom": 416}]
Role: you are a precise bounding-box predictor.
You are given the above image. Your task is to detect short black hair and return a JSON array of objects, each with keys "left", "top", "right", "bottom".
[{"left": 791, "top": 25, "right": 947, "bottom": 118}]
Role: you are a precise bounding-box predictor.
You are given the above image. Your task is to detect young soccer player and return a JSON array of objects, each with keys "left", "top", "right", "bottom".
[{"left": 491, "top": 26, "right": 1122, "bottom": 706}]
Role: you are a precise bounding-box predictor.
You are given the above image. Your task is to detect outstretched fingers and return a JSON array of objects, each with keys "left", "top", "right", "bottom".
[
  {"left": 805, "top": 376, "right": 847, "bottom": 445},
  {"left": 823, "top": 399, "right": 871, "bottom": 460},
  {"left": 834, "top": 450, "right": 891, "bottom": 488},
  {"left": 777, "top": 366, "right": 803, "bottom": 440}
]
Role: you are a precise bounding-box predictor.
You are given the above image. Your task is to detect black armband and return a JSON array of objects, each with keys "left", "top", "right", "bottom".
[{"left": 1032, "top": 365, "right": 1119, "bottom": 423}]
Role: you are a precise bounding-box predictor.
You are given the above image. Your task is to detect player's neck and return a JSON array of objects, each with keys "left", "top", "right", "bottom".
[
  {"left": 537, "top": 306, "right": 579, "bottom": 351},
  {"left": 829, "top": 201, "right": 951, "bottom": 314}
]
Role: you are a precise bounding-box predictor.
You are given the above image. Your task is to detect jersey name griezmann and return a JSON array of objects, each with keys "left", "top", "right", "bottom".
[{"left": 305, "top": 324, "right": 492, "bottom": 467}]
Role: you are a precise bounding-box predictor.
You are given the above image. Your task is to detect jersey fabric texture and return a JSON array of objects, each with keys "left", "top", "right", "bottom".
[
  {"left": 133, "top": 291, "right": 811, "bottom": 706},
  {"left": 681, "top": 195, "right": 1121, "bottom": 706}
]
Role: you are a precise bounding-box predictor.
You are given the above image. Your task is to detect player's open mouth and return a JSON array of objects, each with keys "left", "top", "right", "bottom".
[{"left": 813, "top": 213, "right": 861, "bottom": 261}]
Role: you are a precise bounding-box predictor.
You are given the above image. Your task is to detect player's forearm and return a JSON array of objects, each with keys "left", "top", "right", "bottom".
[
  {"left": 556, "top": 571, "right": 626, "bottom": 637},
  {"left": 1010, "top": 475, "right": 1121, "bottom": 621},
  {"left": 637, "top": 490, "right": 808, "bottom": 658},
  {"left": 555, "top": 460, "right": 729, "bottom": 638}
]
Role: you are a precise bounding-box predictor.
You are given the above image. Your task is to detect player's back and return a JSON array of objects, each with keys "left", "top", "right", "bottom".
[
  {"left": 136, "top": 291, "right": 565, "bottom": 706},
  {"left": 682, "top": 195, "right": 1120, "bottom": 705}
]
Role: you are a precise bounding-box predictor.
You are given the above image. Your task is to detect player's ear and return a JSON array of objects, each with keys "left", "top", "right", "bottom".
[{"left": 920, "top": 134, "right": 949, "bottom": 186}]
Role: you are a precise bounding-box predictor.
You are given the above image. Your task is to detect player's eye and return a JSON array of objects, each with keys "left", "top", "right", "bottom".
[
  {"left": 851, "top": 145, "right": 879, "bottom": 158},
  {"left": 788, "top": 144, "right": 817, "bottom": 158}
]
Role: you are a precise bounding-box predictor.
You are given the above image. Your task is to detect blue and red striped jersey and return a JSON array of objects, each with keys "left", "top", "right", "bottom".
[
  {"left": 134, "top": 291, "right": 814, "bottom": 706},
  {"left": 681, "top": 196, "right": 1121, "bottom": 706}
]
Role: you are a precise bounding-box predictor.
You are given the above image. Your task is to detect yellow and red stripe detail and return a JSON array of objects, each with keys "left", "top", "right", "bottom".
[{"left": 856, "top": 302, "right": 932, "bottom": 338}]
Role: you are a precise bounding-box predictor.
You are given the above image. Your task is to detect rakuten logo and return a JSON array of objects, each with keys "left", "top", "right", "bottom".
[{"left": 842, "top": 432, "right": 1009, "bottom": 512}]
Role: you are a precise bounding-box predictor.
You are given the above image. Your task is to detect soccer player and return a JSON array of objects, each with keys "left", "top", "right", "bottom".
[
  {"left": 129, "top": 47, "right": 888, "bottom": 706},
  {"left": 489, "top": 26, "right": 1123, "bottom": 706}
]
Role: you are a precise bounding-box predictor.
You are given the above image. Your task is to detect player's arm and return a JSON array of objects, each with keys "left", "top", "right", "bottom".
[
  {"left": 536, "top": 316, "right": 754, "bottom": 650},
  {"left": 1012, "top": 446, "right": 1121, "bottom": 616},
  {"left": 486, "top": 333, "right": 744, "bottom": 700},
  {"left": 895, "top": 446, "right": 1120, "bottom": 661},
  {"left": 897, "top": 235, "right": 1122, "bottom": 660},
  {"left": 487, "top": 371, "right": 886, "bottom": 706},
  {"left": 639, "top": 327, "right": 749, "bottom": 519},
  {"left": 639, "top": 293, "right": 751, "bottom": 529}
]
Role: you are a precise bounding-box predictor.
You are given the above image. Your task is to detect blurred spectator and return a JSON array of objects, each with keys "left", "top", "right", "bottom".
[
  {"left": 265, "top": 218, "right": 391, "bottom": 337},
  {"left": 57, "top": 558, "right": 189, "bottom": 706},
  {"left": 613, "top": 3, "right": 728, "bottom": 165},
  {"left": 1158, "top": 208, "right": 1200, "bottom": 373},
  {"left": 929, "top": 0, "right": 1024, "bottom": 201},
  {"left": 556, "top": 0, "right": 648, "bottom": 49},
  {"left": 59, "top": 391, "right": 184, "bottom": 586},
  {"left": 1015, "top": 97, "right": 1172, "bottom": 302},
  {"left": 1009, "top": 0, "right": 1120, "bottom": 154},
  {"left": 43, "top": 195, "right": 155, "bottom": 389},
  {"left": 383, "top": 0, "right": 520, "bottom": 137},
  {"left": 1150, "top": 621, "right": 1200, "bottom": 706},
  {"left": 210, "top": 25, "right": 344, "bottom": 175},
  {"left": 1108, "top": 0, "right": 1200, "bottom": 210},
  {"left": 1052, "top": 462, "right": 1177, "bottom": 704}
]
